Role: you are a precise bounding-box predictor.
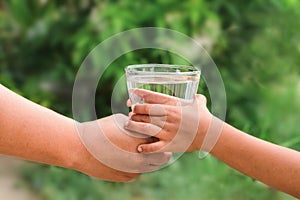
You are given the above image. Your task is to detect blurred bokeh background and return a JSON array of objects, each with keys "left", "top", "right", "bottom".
[{"left": 1, "top": 0, "right": 300, "bottom": 199}]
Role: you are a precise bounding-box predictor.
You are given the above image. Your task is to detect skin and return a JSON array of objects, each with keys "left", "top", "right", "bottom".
[
  {"left": 0, "top": 84, "right": 170, "bottom": 182},
  {"left": 125, "top": 89, "right": 300, "bottom": 198}
]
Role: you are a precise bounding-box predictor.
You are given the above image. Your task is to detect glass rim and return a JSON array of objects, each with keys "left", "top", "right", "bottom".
[{"left": 125, "top": 64, "right": 201, "bottom": 75}]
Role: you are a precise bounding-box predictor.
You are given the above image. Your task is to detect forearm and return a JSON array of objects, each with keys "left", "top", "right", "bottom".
[
  {"left": 210, "top": 122, "right": 300, "bottom": 198},
  {"left": 0, "top": 84, "right": 82, "bottom": 169}
]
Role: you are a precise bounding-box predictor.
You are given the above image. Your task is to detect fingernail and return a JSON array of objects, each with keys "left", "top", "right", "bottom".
[{"left": 137, "top": 146, "right": 143, "bottom": 153}]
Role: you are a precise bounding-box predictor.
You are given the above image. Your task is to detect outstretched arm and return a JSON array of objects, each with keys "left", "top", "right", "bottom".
[
  {"left": 125, "top": 89, "right": 300, "bottom": 197},
  {"left": 0, "top": 84, "right": 80, "bottom": 168},
  {"left": 211, "top": 122, "right": 300, "bottom": 198},
  {"left": 0, "top": 84, "right": 170, "bottom": 182}
]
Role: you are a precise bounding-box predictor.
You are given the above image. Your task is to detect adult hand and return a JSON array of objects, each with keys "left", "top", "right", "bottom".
[{"left": 75, "top": 114, "right": 171, "bottom": 181}]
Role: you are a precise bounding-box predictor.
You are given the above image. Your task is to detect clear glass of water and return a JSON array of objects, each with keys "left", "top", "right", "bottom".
[{"left": 125, "top": 64, "right": 200, "bottom": 104}]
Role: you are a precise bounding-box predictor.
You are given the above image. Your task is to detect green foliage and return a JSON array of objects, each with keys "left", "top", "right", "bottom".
[
  {"left": 22, "top": 154, "right": 295, "bottom": 200},
  {"left": 1, "top": 0, "right": 300, "bottom": 199}
]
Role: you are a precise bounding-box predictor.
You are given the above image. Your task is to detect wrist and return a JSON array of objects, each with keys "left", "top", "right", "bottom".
[
  {"left": 207, "top": 120, "right": 231, "bottom": 155},
  {"left": 61, "top": 120, "right": 90, "bottom": 171},
  {"left": 198, "top": 115, "right": 225, "bottom": 152}
]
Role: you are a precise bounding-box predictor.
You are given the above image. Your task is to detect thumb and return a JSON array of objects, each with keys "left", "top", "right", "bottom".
[
  {"left": 124, "top": 120, "right": 162, "bottom": 137},
  {"left": 137, "top": 141, "right": 165, "bottom": 153}
]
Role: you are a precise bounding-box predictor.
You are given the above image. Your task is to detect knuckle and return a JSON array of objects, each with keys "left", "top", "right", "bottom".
[
  {"left": 197, "top": 94, "right": 207, "bottom": 103},
  {"left": 151, "top": 144, "right": 160, "bottom": 152},
  {"left": 139, "top": 115, "right": 148, "bottom": 122},
  {"left": 148, "top": 146, "right": 155, "bottom": 152},
  {"left": 145, "top": 105, "right": 152, "bottom": 114},
  {"left": 125, "top": 120, "right": 134, "bottom": 129},
  {"left": 114, "top": 113, "right": 125, "bottom": 119}
]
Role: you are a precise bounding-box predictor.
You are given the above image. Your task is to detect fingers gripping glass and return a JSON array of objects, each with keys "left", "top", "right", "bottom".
[{"left": 125, "top": 64, "right": 201, "bottom": 165}]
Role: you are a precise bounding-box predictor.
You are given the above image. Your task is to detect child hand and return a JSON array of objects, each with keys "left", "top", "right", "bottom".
[{"left": 124, "top": 89, "right": 212, "bottom": 152}]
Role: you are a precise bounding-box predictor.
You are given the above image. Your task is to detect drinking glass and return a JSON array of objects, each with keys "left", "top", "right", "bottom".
[{"left": 125, "top": 64, "right": 200, "bottom": 104}]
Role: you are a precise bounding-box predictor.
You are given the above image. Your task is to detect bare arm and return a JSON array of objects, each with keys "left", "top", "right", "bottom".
[
  {"left": 211, "top": 123, "right": 300, "bottom": 197},
  {"left": 0, "top": 84, "right": 170, "bottom": 182},
  {"left": 125, "top": 89, "right": 300, "bottom": 197},
  {"left": 0, "top": 84, "right": 80, "bottom": 168}
]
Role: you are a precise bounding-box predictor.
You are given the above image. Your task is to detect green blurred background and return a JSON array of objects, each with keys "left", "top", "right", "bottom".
[{"left": 1, "top": 0, "right": 300, "bottom": 199}]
